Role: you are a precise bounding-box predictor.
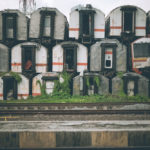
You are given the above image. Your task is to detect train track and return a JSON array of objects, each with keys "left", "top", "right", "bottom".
[{"left": 0, "top": 147, "right": 150, "bottom": 150}]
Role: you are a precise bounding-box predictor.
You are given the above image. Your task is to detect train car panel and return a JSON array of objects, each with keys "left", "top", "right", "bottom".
[
  {"left": 109, "top": 8, "right": 122, "bottom": 36},
  {"left": 32, "top": 74, "right": 42, "bottom": 97},
  {"left": 17, "top": 74, "right": 29, "bottom": 99},
  {"left": 135, "top": 9, "right": 146, "bottom": 36},
  {"left": 0, "top": 43, "right": 9, "bottom": 72},
  {"left": 11, "top": 42, "right": 48, "bottom": 73},
  {"left": 131, "top": 37, "right": 150, "bottom": 69},
  {"left": 32, "top": 73, "right": 58, "bottom": 96},
  {"left": 29, "top": 7, "right": 68, "bottom": 40},
  {"left": 0, "top": 74, "right": 29, "bottom": 100},
  {"left": 90, "top": 39, "right": 127, "bottom": 72},
  {"left": 52, "top": 45, "right": 64, "bottom": 72},
  {"left": 69, "top": 11, "right": 80, "bottom": 39},
  {"left": 69, "top": 4, "right": 105, "bottom": 42},
  {"left": 94, "top": 10, "right": 105, "bottom": 39},
  {"left": 52, "top": 41, "right": 88, "bottom": 73},
  {"left": 0, "top": 9, "right": 28, "bottom": 41},
  {"left": 106, "top": 5, "right": 146, "bottom": 38}
]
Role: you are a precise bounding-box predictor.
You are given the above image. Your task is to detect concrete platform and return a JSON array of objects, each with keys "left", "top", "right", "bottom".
[{"left": 0, "top": 120, "right": 150, "bottom": 148}]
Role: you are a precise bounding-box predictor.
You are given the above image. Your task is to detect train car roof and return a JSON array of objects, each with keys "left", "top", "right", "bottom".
[
  {"left": 133, "top": 37, "right": 150, "bottom": 44},
  {"left": 71, "top": 4, "right": 105, "bottom": 16},
  {"left": 106, "top": 5, "right": 146, "bottom": 20}
]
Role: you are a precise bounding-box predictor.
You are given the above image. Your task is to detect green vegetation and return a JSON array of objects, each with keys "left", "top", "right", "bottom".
[{"left": 0, "top": 94, "right": 149, "bottom": 103}]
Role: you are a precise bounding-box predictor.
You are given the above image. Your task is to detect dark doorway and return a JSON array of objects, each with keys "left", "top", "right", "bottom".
[
  {"left": 65, "top": 48, "right": 74, "bottom": 71},
  {"left": 82, "top": 13, "right": 92, "bottom": 36},
  {"left": 3, "top": 77, "right": 17, "bottom": 100}
]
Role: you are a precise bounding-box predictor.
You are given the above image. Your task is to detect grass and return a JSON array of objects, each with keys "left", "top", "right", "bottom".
[{"left": 0, "top": 94, "right": 150, "bottom": 103}]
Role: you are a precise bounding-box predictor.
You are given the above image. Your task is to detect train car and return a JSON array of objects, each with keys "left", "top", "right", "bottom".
[
  {"left": 73, "top": 72, "right": 109, "bottom": 96},
  {"left": 11, "top": 42, "right": 48, "bottom": 75},
  {"left": 0, "top": 9, "right": 28, "bottom": 43},
  {"left": 0, "top": 73, "right": 29, "bottom": 100},
  {"left": 0, "top": 43, "right": 9, "bottom": 72},
  {"left": 69, "top": 4, "right": 105, "bottom": 44},
  {"left": 147, "top": 11, "right": 150, "bottom": 37},
  {"left": 52, "top": 41, "right": 88, "bottom": 73},
  {"left": 105, "top": 5, "right": 146, "bottom": 41},
  {"left": 112, "top": 72, "right": 149, "bottom": 97},
  {"left": 90, "top": 39, "right": 127, "bottom": 73},
  {"left": 32, "top": 72, "right": 58, "bottom": 97},
  {"left": 29, "top": 7, "right": 68, "bottom": 43},
  {"left": 131, "top": 37, "right": 150, "bottom": 74}
]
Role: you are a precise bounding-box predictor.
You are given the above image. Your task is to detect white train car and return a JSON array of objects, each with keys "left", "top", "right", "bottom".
[
  {"left": 29, "top": 7, "right": 68, "bottom": 42},
  {"left": 0, "top": 9, "right": 28, "bottom": 42},
  {"left": 32, "top": 72, "right": 58, "bottom": 97},
  {"left": 52, "top": 41, "right": 88, "bottom": 73},
  {"left": 131, "top": 37, "right": 150, "bottom": 73},
  {"left": 11, "top": 42, "right": 48, "bottom": 74},
  {"left": 90, "top": 39, "right": 127, "bottom": 72},
  {"left": 0, "top": 74, "right": 29, "bottom": 100},
  {"left": 0, "top": 43, "right": 9, "bottom": 72},
  {"left": 69, "top": 4, "right": 105, "bottom": 43},
  {"left": 105, "top": 5, "right": 146, "bottom": 39}
]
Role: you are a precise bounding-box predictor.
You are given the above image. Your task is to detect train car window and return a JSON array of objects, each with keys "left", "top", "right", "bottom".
[
  {"left": 134, "top": 44, "right": 150, "bottom": 58},
  {"left": 121, "top": 7, "right": 136, "bottom": 34},
  {"left": 6, "top": 17, "right": 14, "bottom": 38},
  {"left": 82, "top": 13, "right": 92, "bottom": 35},
  {"left": 2, "top": 13, "right": 17, "bottom": 40},
  {"left": 43, "top": 16, "right": 51, "bottom": 37},
  {"left": 22, "top": 46, "right": 36, "bottom": 73},
  {"left": 124, "top": 11, "right": 133, "bottom": 33},
  {"left": 62, "top": 44, "right": 77, "bottom": 72},
  {"left": 40, "top": 11, "right": 56, "bottom": 39}
]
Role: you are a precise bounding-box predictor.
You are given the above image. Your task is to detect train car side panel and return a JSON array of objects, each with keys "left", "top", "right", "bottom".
[
  {"left": 135, "top": 9, "right": 146, "bottom": 36},
  {"left": 52, "top": 45, "right": 64, "bottom": 72},
  {"left": 94, "top": 10, "right": 105, "bottom": 38},
  {"left": 69, "top": 11, "right": 79, "bottom": 39}
]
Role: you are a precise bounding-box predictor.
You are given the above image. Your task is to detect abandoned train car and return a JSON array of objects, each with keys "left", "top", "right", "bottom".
[
  {"left": 0, "top": 9, "right": 28, "bottom": 44},
  {"left": 29, "top": 7, "right": 68, "bottom": 43},
  {"left": 105, "top": 5, "right": 146, "bottom": 41},
  {"left": 52, "top": 41, "right": 88, "bottom": 73},
  {"left": 131, "top": 37, "right": 150, "bottom": 74},
  {"left": 69, "top": 4, "right": 105, "bottom": 44},
  {"left": 112, "top": 72, "right": 149, "bottom": 97},
  {"left": 90, "top": 39, "right": 127, "bottom": 73},
  {"left": 11, "top": 42, "right": 48, "bottom": 75},
  {"left": 32, "top": 72, "right": 58, "bottom": 97},
  {"left": 0, "top": 43, "right": 9, "bottom": 72},
  {"left": 0, "top": 73, "right": 29, "bottom": 100}
]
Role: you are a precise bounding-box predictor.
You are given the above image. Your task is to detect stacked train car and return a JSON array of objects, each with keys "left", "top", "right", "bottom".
[{"left": 0, "top": 4, "right": 150, "bottom": 100}]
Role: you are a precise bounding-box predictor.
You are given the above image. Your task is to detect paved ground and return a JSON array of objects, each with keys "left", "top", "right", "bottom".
[{"left": 0, "top": 120, "right": 150, "bottom": 132}]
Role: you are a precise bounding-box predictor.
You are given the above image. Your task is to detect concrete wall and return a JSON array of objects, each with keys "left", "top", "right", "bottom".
[
  {"left": 52, "top": 41, "right": 88, "bottom": 73},
  {"left": 0, "top": 10, "right": 28, "bottom": 41},
  {"left": 29, "top": 7, "right": 67, "bottom": 40},
  {"left": 0, "top": 43, "right": 9, "bottom": 72},
  {"left": 90, "top": 39, "right": 127, "bottom": 72},
  {"left": 0, "top": 131, "right": 150, "bottom": 148},
  {"left": 11, "top": 42, "right": 48, "bottom": 73}
]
